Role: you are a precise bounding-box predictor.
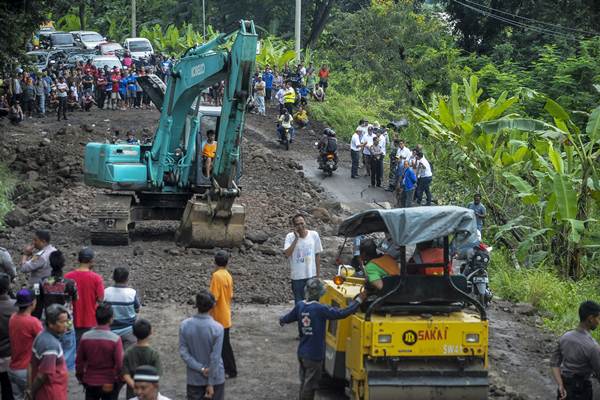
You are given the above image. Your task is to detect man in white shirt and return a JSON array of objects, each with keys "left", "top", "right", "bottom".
[
  {"left": 387, "top": 139, "right": 412, "bottom": 191},
  {"left": 361, "top": 125, "right": 374, "bottom": 177},
  {"left": 56, "top": 76, "right": 68, "bottom": 121},
  {"left": 414, "top": 150, "right": 433, "bottom": 206},
  {"left": 283, "top": 214, "right": 323, "bottom": 306},
  {"left": 130, "top": 365, "right": 172, "bottom": 400},
  {"left": 369, "top": 136, "right": 385, "bottom": 187},
  {"left": 275, "top": 86, "right": 286, "bottom": 115},
  {"left": 350, "top": 129, "right": 363, "bottom": 179}
]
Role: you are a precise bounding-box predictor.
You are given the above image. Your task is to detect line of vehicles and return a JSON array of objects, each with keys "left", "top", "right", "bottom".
[{"left": 26, "top": 26, "right": 155, "bottom": 72}]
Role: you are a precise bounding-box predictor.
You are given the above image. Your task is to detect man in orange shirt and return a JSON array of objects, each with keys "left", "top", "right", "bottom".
[
  {"left": 209, "top": 250, "right": 237, "bottom": 378},
  {"left": 202, "top": 130, "right": 217, "bottom": 177}
]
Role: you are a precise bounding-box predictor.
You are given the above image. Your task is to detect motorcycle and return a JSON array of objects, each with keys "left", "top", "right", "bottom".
[
  {"left": 315, "top": 142, "right": 338, "bottom": 177},
  {"left": 458, "top": 243, "right": 493, "bottom": 308},
  {"left": 278, "top": 125, "right": 292, "bottom": 151}
]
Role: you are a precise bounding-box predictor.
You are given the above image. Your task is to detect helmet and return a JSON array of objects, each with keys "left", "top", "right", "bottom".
[{"left": 323, "top": 128, "right": 336, "bottom": 137}]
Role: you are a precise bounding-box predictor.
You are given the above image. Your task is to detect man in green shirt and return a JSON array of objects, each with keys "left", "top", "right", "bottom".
[{"left": 360, "top": 239, "right": 400, "bottom": 290}]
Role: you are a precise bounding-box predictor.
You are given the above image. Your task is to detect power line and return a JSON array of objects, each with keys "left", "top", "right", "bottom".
[
  {"left": 460, "top": 0, "right": 600, "bottom": 36},
  {"left": 452, "top": 0, "right": 577, "bottom": 40}
]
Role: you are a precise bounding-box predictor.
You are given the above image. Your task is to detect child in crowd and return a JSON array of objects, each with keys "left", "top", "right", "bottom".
[{"left": 122, "top": 318, "right": 162, "bottom": 400}]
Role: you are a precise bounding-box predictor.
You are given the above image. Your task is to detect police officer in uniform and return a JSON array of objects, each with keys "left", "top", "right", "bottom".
[{"left": 551, "top": 300, "right": 600, "bottom": 400}]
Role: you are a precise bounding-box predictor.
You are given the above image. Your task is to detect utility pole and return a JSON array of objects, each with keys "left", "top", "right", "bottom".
[
  {"left": 295, "top": 0, "right": 301, "bottom": 63},
  {"left": 202, "top": 0, "right": 206, "bottom": 42},
  {"left": 132, "top": 0, "right": 136, "bottom": 37}
]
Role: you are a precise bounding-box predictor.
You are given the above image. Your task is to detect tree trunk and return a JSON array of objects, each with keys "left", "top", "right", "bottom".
[
  {"left": 79, "top": 1, "right": 86, "bottom": 31},
  {"left": 306, "top": 0, "right": 336, "bottom": 49}
]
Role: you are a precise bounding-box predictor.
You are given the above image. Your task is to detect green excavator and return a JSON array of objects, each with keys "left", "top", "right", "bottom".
[{"left": 83, "top": 20, "right": 257, "bottom": 248}]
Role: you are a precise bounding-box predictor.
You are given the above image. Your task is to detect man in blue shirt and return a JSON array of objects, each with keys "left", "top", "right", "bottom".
[
  {"left": 467, "top": 193, "right": 486, "bottom": 236},
  {"left": 179, "top": 289, "right": 225, "bottom": 400},
  {"left": 397, "top": 160, "right": 416, "bottom": 208},
  {"left": 262, "top": 67, "right": 274, "bottom": 103},
  {"left": 279, "top": 278, "right": 365, "bottom": 400}
]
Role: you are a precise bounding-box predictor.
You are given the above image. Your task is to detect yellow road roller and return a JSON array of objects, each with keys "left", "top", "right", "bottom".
[{"left": 321, "top": 206, "right": 489, "bottom": 399}]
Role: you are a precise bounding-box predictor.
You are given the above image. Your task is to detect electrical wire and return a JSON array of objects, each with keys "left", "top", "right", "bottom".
[
  {"left": 452, "top": 0, "right": 578, "bottom": 40},
  {"left": 460, "top": 0, "right": 600, "bottom": 36}
]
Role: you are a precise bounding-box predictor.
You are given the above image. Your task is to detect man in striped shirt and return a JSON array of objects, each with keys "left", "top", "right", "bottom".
[{"left": 104, "top": 267, "right": 140, "bottom": 350}]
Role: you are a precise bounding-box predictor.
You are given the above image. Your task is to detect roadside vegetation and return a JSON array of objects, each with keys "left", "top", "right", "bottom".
[{"left": 0, "top": 164, "right": 16, "bottom": 227}]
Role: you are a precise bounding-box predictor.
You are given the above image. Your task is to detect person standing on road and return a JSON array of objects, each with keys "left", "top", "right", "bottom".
[
  {"left": 369, "top": 135, "right": 385, "bottom": 188},
  {"left": 361, "top": 124, "right": 374, "bottom": 177},
  {"left": 414, "top": 150, "right": 433, "bottom": 206},
  {"left": 28, "top": 304, "right": 70, "bottom": 400},
  {"left": 209, "top": 250, "right": 237, "bottom": 379},
  {"left": 0, "top": 274, "right": 16, "bottom": 400},
  {"left": 262, "top": 67, "right": 274, "bottom": 104},
  {"left": 350, "top": 129, "right": 363, "bottom": 179},
  {"left": 39, "top": 250, "right": 78, "bottom": 371},
  {"left": 122, "top": 319, "right": 162, "bottom": 400},
  {"left": 397, "top": 160, "right": 416, "bottom": 208},
  {"left": 179, "top": 289, "right": 225, "bottom": 400},
  {"left": 9, "top": 289, "right": 42, "bottom": 400},
  {"left": 254, "top": 76, "right": 266, "bottom": 116},
  {"left": 283, "top": 214, "right": 323, "bottom": 305},
  {"left": 104, "top": 267, "right": 141, "bottom": 350},
  {"left": 279, "top": 278, "right": 365, "bottom": 400},
  {"left": 20, "top": 230, "right": 56, "bottom": 288},
  {"left": 65, "top": 247, "right": 105, "bottom": 343},
  {"left": 0, "top": 246, "right": 16, "bottom": 281},
  {"left": 467, "top": 193, "right": 486, "bottom": 238},
  {"left": 76, "top": 303, "right": 124, "bottom": 400},
  {"left": 551, "top": 300, "right": 600, "bottom": 400},
  {"left": 56, "top": 76, "right": 68, "bottom": 121},
  {"left": 283, "top": 81, "right": 296, "bottom": 115}
]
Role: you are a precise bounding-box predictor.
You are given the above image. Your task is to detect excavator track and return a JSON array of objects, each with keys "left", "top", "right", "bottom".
[{"left": 90, "top": 194, "right": 133, "bottom": 246}]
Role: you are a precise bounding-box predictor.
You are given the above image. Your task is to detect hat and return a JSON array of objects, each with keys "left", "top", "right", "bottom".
[
  {"left": 15, "top": 289, "right": 34, "bottom": 307},
  {"left": 134, "top": 365, "right": 160, "bottom": 382},
  {"left": 78, "top": 247, "right": 95, "bottom": 262}
]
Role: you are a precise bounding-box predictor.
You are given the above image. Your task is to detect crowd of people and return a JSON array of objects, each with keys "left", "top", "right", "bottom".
[
  {"left": 0, "top": 230, "right": 236, "bottom": 400},
  {"left": 0, "top": 53, "right": 186, "bottom": 125}
]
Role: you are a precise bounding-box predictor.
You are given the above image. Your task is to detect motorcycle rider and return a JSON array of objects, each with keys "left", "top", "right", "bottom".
[
  {"left": 317, "top": 128, "right": 338, "bottom": 169},
  {"left": 277, "top": 109, "right": 295, "bottom": 143}
]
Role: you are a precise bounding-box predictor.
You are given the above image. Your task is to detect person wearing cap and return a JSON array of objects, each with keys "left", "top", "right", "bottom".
[
  {"left": 8, "top": 288, "right": 42, "bottom": 400},
  {"left": 0, "top": 274, "right": 16, "bottom": 399},
  {"left": 130, "top": 365, "right": 171, "bottom": 400},
  {"left": 65, "top": 248, "right": 105, "bottom": 343},
  {"left": 551, "top": 300, "right": 600, "bottom": 400},
  {"left": 29, "top": 304, "right": 70, "bottom": 400},
  {"left": 279, "top": 278, "right": 366, "bottom": 400},
  {"left": 209, "top": 250, "right": 237, "bottom": 378},
  {"left": 20, "top": 230, "right": 56, "bottom": 287},
  {"left": 179, "top": 289, "right": 225, "bottom": 400}
]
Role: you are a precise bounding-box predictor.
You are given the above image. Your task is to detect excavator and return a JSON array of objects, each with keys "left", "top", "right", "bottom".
[{"left": 83, "top": 20, "right": 257, "bottom": 247}]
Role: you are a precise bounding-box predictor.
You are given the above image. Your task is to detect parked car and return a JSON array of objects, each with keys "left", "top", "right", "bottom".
[
  {"left": 91, "top": 55, "right": 123, "bottom": 71},
  {"left": 66, "top": 52, "right": 96, "bottom": 68},
  {"left": 71, "top": 31, "right": 106, "bottom": 50},
  {"left": 47, "top": 32, "right": 76, "bottom": 49},
  {"left": 123, "top": 38, "right": 154, "bottom": 59},
  {"left": 98, "top": 42, "right": 124, "bottom": 56},
  {"left": 25, "top": 50, "right": 68, "bottom": 70}
]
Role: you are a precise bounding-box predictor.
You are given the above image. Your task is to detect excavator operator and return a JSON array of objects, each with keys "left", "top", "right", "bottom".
[{"left": 360, "top": 238, "right": 400, "bottom": 290}]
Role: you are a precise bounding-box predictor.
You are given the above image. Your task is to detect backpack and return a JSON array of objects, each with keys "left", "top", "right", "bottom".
[{"left": 326, "top": 137, "right": 337, "bottom": 153}]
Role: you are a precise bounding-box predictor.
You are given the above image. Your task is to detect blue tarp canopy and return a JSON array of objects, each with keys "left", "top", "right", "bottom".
[{"left": 337, "top": 206, "right": 478, "bottom": 246}]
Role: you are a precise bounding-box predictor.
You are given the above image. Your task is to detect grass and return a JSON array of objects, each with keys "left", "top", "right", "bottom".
[
  {"left": 0, "top": 164, "right": 16, "bottom": 226},
  {"left": 489, "top": 249, "right": 600, "bottom": 337}
]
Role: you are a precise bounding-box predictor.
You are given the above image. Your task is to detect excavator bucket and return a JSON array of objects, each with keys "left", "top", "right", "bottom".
[{"left": 176, "top": 198, "right": 245, "bottom": 248}]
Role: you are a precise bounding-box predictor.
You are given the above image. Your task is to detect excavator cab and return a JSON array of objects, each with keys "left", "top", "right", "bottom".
[{"left": 321, "top": 206, "right": 489, "bottom": 400}]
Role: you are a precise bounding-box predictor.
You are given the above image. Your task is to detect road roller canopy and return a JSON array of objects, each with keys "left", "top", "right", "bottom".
[{"left": 338, "top": 205, "right": 478, "bottom": 247}]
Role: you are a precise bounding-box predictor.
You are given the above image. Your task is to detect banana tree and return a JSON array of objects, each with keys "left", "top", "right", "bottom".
[{"left": 255, "top": 36, "right": 296, "bottom": 69}]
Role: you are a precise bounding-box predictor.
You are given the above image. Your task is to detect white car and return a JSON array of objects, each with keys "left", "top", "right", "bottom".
[
  {"left": 98, "top": 42, "right": 124, "bottom": 56},
  {"left": 71, "top": 31, "right": 106, "bottom": 50},
  {"left": 91, "top": 55, "right": 123, "bottom": 71},
  {"left": 123, "top": 38, "right": 154, "bottom": 59}
]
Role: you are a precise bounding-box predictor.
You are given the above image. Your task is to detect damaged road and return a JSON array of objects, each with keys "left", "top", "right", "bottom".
[{"left": 0, "top": 107, "right": 556, "bottom": 399}]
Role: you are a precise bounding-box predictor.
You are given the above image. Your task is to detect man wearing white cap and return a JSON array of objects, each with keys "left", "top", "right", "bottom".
[{"left": 129, "top": 365, "right": 171, "bottom": 400}]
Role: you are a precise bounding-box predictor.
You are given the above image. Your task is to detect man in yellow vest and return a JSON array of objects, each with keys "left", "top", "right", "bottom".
[
  {"left": 283, "top": 82, "right": 296, "bottom": 114},
  {"left": 360, "top": 239, "right": 399, "bottom": 290}
]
